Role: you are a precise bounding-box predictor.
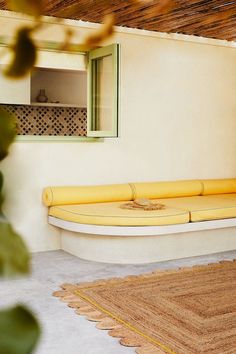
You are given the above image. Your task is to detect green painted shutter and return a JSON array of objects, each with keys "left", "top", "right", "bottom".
[{"left": 87, "top": 44, "right": 119, "bottom": 137}]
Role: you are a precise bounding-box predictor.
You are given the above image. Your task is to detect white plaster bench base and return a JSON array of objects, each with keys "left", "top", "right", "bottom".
[{"left": 49, "top": 216, "right": 236, "bottom": 264}]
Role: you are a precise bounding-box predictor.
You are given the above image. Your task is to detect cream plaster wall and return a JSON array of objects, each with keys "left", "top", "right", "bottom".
[{"left": 0, "top": 11, "right": 236, "bottom": 251}]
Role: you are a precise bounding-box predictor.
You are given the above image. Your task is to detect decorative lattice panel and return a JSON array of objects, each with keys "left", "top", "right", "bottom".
[{"left": 2, "top": 104, "right": 87, "bottom": 136}]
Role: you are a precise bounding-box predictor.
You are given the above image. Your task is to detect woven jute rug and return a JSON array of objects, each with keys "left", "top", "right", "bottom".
[{"left": 53, "top": 260, "right": 236, "bottom": 354}]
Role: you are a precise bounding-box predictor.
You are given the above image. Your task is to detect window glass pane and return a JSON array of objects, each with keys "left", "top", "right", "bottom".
[{"left": 93, "top": 54, "right": 113, "bottom": 131}]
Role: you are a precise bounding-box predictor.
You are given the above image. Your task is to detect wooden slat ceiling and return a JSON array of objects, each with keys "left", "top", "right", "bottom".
[{"left": 0, "top": 0, "right": 236, "bottom": 41}]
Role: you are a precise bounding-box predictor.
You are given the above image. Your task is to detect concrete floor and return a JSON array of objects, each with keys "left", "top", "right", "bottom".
[{"left": 1, "top": 250, "right": 236, "bottom": 354}]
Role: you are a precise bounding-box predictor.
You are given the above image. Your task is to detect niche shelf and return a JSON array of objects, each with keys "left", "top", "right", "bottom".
[
  {"left": 31, "top": 68, "right": 87, "bottom": 108},
  {"left": 30, "top": 102, "right": 86, "bottom": 108}
]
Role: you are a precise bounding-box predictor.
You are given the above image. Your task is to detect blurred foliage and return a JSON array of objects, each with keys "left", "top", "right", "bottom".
[
  {"left": 4, "top": 0, "right": 116, "bottom": 78},
  {"left": 0, "top": 108, "right": 16, "bottom": 161},
  {"left": 83, "top": 14, "right": 114, "bottom": 49},
  {"left": 9, "top": 0, "right": 43, "bottom": 17},
  {"left": 4, "top": 27, "right": 37, "bottom": 78},
  {"left": 60, "top": 14, "right": 115, "bottom": 52},
  {"left": 0, "top": 221, "right": 30, "bottom": 277},
  {"left": 0, "top": 106, "right": 39, "bottom": 352},
  {"left": 0, "top": 172, "right": 3, "bottom": 214},
  {"left": 0, "top": 305, "right": 40, "bottom": 354}
]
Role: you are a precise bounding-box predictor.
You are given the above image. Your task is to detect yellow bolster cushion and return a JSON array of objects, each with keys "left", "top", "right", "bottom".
[
  {"left": 132, "top": 180, "right": 203, "bottom": 199},
  {"left": 49, "top": 202, "right": 190, "bottom": 226},
  {"left": 201, "top": 179, "right": 236, "bottom": 195},
  {"left": 42, "top": 184, "right": 133, "bottom": 206}
]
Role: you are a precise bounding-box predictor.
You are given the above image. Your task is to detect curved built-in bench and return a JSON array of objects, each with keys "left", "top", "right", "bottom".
[
  {"left": 43, "top": 179, "right": 236, "bottom": 264},
  {"left": 48, "top": 216, "right": 236, "bottom": 263}
]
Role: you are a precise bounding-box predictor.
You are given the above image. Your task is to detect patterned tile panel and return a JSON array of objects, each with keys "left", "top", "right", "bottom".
[{"left": 1, "top": 104, "right": 87, "bottom": 136}]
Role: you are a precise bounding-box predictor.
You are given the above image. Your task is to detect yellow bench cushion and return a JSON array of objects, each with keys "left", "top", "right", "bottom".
[
  {"left": 156, "top": 195, "right": 236, "bottom": 222},
  {"left": 201, "top": 179, "right": 236, "bottom": 195},
  {"left": 204, "top": 193, "right": 236, "bottom": 201},
  {"left": 132, "top": 180, "right": 202, "bottom": 199},
  {"left": 49, "top": 201, "right": 190, "bottom": 226},
  {"left": 43, "top": 184, "right": 133, "bottom": 206}
]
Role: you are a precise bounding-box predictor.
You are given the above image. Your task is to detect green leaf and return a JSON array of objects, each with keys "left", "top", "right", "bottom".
[
  {"left": 0, "top": 221, "right": 30, "bottom": 277},
  {"left": 0, "top": 172, "right": 3, "bottom": 191},
  {"left": 0, "top": 305, "right": 40, "bottom": 354},
  {"left": 9, "top": 0, "right": 43, "bottom": 17},
  {"left": 4, "top": 27, "right": 37, "bottom": 78},
  {"left": 0, "top": 108, "right": 16, "bottom": 161},
  {"left": 0, "top": 172, "right": 3, "bottom": 214}
]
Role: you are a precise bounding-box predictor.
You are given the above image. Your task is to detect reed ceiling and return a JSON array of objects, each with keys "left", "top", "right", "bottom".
[{"left": 0, "top": 0, "right": 235, "bottom": 41}]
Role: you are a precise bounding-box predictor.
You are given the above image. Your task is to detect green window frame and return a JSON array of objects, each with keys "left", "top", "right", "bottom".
[{"left": 87, "top": 43, "right": 119, "bottom": 138}]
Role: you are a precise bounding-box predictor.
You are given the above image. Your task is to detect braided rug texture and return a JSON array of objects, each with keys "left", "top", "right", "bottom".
[{"left": 54, "top": 260, "right": 236, "bottom": 354}]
